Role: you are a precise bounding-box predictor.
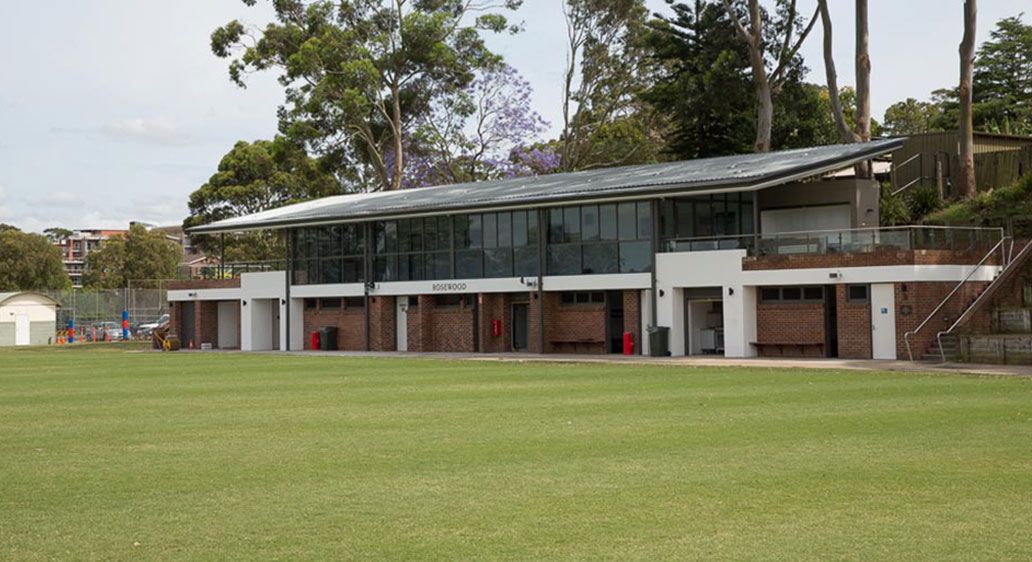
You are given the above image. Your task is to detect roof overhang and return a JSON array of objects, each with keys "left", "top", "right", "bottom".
[{"left": 190, "top": 139, "right": 903, "bottom": 234}]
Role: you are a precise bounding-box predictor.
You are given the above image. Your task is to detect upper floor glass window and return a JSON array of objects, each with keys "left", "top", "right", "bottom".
[
  {"left": 547, "top": 202, "right": 652, "bottom": 275},
  {"left": 292, "top": 225, "right": 365, "bottom": 285}
]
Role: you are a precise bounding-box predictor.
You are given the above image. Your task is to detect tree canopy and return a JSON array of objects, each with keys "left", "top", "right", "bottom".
[
  {"left": 0, "top": 227, "right": 70, "bottom": 291},
  {"left": 185, "top": 137, "right": 340, "bottom": 262},
  {"left": 82, "top": 224, "right": 183, "bottom": 289},
  {"left": 212, "top": 0, "right": 522, "bottom": 191}
]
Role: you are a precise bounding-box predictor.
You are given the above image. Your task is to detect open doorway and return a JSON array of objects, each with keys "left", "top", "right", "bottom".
[
  {"left": 684, "top": 288, "right": 724, "bottom": 356},
  {"left": 606, "top": 291, "right": 624, "bottom": 353},
  {"left": 511, "top": 301, "right": 529, "bottom": 351}
]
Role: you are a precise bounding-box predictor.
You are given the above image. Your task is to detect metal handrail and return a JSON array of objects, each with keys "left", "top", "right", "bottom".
[
  {"left": 904, "top": 236, "right": 1011, "bottom": 361},
  {"left": 934, "top": 239, "right": 1032, "bottom": 361}
]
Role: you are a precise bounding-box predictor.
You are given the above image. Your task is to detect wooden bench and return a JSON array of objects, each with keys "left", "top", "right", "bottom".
[
  {"left": 550, "top": 338, "right": 605, "bottom": 354},
  {"left": 751, "top": 341, "right": 824, "bottom": 357}
]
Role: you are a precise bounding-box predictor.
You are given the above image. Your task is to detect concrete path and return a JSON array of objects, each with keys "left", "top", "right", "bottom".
[{"left": 263, "top": 350, "right": 1032, "bottom": 378}]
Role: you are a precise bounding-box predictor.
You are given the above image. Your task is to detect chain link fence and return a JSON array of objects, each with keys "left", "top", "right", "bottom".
[{"left": 40, "top": 280, "right": 170, "bottom": 341}]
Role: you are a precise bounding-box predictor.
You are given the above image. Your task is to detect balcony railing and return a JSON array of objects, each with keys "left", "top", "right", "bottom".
[
  {"left": 662, "top": 226, "right": 1004, "bottom": 257},
  {"left": 180, "top": 260, "right": 286, "bottom": 280}
]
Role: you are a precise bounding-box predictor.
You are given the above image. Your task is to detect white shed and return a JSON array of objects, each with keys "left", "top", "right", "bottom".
[{"left": 0, "top": 292, "right": 60, "bottom": 347}]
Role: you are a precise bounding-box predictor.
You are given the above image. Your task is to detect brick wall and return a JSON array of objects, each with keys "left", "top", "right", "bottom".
[
  {"left": 197, "top": 301, "right": 219, "bottom": 348},
  {"left": 836, "top": 285, "right": 871, "bottom": 359},
  {"left": 303, "top": 302, "right": 366, "bottom": 350},
  {"left": 368, "top": 296, "right": 396, "bottom": 352},
  {"left": 428, "top": 297, "right": 476, "bottom": 352},
  {"left": 623, "top": 290, "right": 642, "bottom": 354},
  {"left": 542, "top": 293, "right": 607, "bottom": 354},
  {"left": 895, "top": 281, "right": 989, "bottom": 359},
  {"left": 478, "top": 293, "right": 513, "bottom": 353},
  {"left": 755, "top": 302, "right": 826, "bottom": 357}
]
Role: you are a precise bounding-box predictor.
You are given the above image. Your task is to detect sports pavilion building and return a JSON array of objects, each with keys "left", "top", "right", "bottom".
[{"left": 170, "top": 139, "right": 1009, "bottom": 361}]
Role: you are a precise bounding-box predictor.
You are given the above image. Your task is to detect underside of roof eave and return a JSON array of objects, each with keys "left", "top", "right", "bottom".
[{"left": 188, "top": 139, "right": 904, "bottom": 235}]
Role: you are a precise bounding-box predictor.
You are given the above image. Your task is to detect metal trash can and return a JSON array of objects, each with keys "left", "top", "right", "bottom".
[
  {"left": 318, "top": 326, "right": 339, "bottom": 351},
  {"left": 647, "top": 326, "right": 670, "bottom": 357}
]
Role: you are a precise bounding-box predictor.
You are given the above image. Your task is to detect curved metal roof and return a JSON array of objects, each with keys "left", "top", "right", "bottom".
[
  {"left": 191, "top": 139, "right": 903, "bottom": 234},
  {"left": 0, "top": 292, "right": 61, "bottom": 307}
]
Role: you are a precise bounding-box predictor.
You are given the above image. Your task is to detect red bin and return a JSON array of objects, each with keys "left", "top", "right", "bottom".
[
  {"left": 310, "top": 331, "right": 320, "bottom": 351},
  {"left": 622, "top": 332, "right": 634, "bottom": 356}
]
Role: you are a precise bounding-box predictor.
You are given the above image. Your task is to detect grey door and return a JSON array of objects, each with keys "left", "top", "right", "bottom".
[
  {"left": 512, "top": 303, "right": 529, "bottom": 351},
  {"left": 180, "top": 302, "right": 195, "bottom": 346}
]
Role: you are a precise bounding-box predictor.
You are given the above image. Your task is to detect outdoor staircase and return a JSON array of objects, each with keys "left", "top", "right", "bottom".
[{"left": 913, "top": 239, "right": 1032, "bottom": 363}]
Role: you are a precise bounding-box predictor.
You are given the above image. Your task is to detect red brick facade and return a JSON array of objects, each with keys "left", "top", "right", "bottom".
[
  {"left": 894, "top": 281, "right": 989, "bottom": 359},
  {"left": 836, "top": 285, "right": 871, "bottom": 359},
  {"left": 755, "top": 301, "right": 827, "bottom": 357}
]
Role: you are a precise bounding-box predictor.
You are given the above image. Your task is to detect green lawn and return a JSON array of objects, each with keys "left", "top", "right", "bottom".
[{"left": 2, "top": 347, "right": 1032, "bottom": 561}]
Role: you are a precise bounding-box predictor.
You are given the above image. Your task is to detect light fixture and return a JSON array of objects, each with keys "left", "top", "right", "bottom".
[{"left": 728, "top": 287, "right": 735, "bottom": 296}]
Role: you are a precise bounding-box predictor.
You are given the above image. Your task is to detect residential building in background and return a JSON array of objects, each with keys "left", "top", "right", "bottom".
[{"left": 50, "top": 229, "right": 128, "bottom": 288}]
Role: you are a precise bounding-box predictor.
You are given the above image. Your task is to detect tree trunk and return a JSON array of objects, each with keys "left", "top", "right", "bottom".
[
  {"left": 391, "top": 80, "right": 404, "bottom": 191},
  {"left": 958, "top": 0, "right": 978, "bottom": 199},
  {"left": 753, "top": 79, "right": 774, "bottom": 153},
  {"left": 818, "top": 0, "right": 856, "bottom": 144},
  {"left": 854, "top": 0, "right": 872, "bottom": 177}
]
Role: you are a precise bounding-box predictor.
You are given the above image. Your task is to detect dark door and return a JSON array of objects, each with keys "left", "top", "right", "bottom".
[
  {"left": 512, "top": 303, "right": 529, "bottom": 351},
  {"left": 180, "top": 302, "right": 195, "bottom": 346},
  {"left": 825, "top": 285, "right": 838, "bottom": 358},
  {"left": 607, "top": 291, "right": 625, "bottom": 353}
]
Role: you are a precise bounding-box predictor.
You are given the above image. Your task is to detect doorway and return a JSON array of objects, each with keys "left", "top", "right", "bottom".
[
  {"left": 14, "top": 314, "right": 29, "bottom": 346},
  {"left": 180, "top": 302, "right": 196, "bottom": 347},
  {"left": 607, "top": 291, "right": 624, "bottom": 353},
  {"left": 825, "top": 285, "right": 839, "bottom": 358},
  {"left": 396, "top": 297, "right": 408, "bottom": 352},
  {"left": 871, "top": 284, "right": 897, "bottom": 359},
  {"left": 685, "top": 299, "right": 724, "bottom": 355},
  {"left": 511, "top": 302, "right": 529, "bottom": 351}
]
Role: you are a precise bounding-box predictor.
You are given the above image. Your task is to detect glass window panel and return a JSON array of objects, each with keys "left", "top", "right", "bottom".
[
  {"left": 484, "top": 248, "right": 513, "bottom": 278},
  {"left": 637, "top": 202, "right": 652, "bottom": 240},
  {"left": 342, "top": 258, "right": 362, "bottom": 283},
  {"left": 782, "top": 287, "right": 802, "bottom": 301},
  {"left": 619, "top": 241, "right": 650, "bottom": 273},
  {"left": 741, "top": 197, "right": 754, "bottom": 235},
  {"left": 582, "top": 243, "right": 619, "bottom": 274},
  {"left": 468, "top": 214, "right": 483, "bottom": 249},
  {"left": 600, "top": 204, "right": 618, "bottom": 240},
  {"left": 424, "top": 218, "right": 437, "bottom": 251},
  {"left": 455, "top": 249, "right": 483, "bottom": 279},
  {"left": 483, "top": 213, "right": 498, "bottom": 248},
  {"left": 591, "top": 292, "right": 605, "bottom": 303},
  {"left": 563, "top": 207, "right": 581, "bottom": 243},
  {"left": 514, "top": 247, "right": 539, "bottom": 277},
  {"left": 397, "top": 220, "right": 410, "bottom": 253},
  {"left": 694, "top": 198, "right": 713, "bottom": 237},
  {"left": 582, "top": 206, "right": 599, "bottom": 241},
  {"left": 761, "top": 287, "right": 780, "bottom": 301},
  {"left": 527, "top": 211, "right": 539, "bottom": 245},
  {"left": 549, "top": 208, "right": 564, "bottom": 243},
  {"left": 548, "top": 245, "right": 581, "bottom": 276},
  {"left": 453, "top": 215, "right": 470, "bottom": 249},
  {"left": 384, "top": 221, "right": 397, "bottom": 253},
  {"left": 430, "top": 252, "right": 451, "bottom": 280},
  {"left": 437, "top": 216, "right": 451, "bottom": 250},
  {"left": 660, "top": 200, "right": 675, "bottom": 238},
  {"left": 803, "top": 286, "right": 824, "bottom": 301},
  {"left": 497, "top": 212, "right": 512, "bottom": 248},
  {"left": 512, "top": 211, "right": 528, "bottom": 247},
  {"left": 321, "top": 257, "right": 341, "bottom": 284},
  {"left": 618, "top": 202, "right": 636, "bottom": 241},
  {"left": 676, "top": 200, "right": 694, "bottom": 238}
]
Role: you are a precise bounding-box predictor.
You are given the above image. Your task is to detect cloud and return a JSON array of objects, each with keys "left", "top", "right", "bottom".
[{"left": 102, "top": 117, "right": 193, "bottom": 146}]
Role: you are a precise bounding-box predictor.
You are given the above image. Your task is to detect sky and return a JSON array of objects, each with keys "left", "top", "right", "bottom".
[{"left": 0, "top": 0, "right": 1028, "bottom": 234}]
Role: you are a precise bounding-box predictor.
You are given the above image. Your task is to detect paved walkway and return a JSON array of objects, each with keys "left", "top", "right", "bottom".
[{"left": 264, "top": 350, "right": 1032, "bottom": 378}]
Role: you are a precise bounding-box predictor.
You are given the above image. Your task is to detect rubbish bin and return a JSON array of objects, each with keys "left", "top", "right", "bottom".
[
  {"left": 318, "top": 326, "right": 339, "bottom": 351},
  {"left": 647, "top": 326, "right": 670, "bottom": 357}
]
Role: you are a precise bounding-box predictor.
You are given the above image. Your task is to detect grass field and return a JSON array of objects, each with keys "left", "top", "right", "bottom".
[{"left": 2, "top": 346, "right": 1032, "bottom": 561}]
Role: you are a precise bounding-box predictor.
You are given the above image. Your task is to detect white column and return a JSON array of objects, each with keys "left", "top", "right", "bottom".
[{"left": 723, "top": 284, "right": 757, "bottom": 358}]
